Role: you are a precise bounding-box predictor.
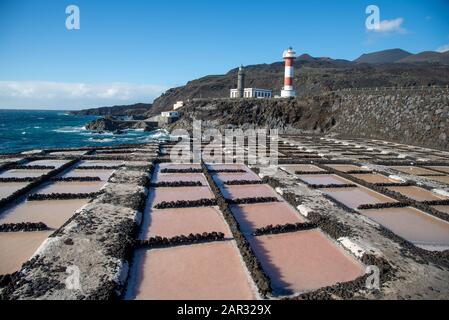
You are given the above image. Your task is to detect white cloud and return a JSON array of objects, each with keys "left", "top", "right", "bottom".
[
  {"left": 0, "top": 81, "right": 168, "bottom": 110},
  {"left": 369, "top": 18, "right": 407, "bottom": 34},
  {"left": 436, "top": 44, "right": 449, "bottom": 53}
]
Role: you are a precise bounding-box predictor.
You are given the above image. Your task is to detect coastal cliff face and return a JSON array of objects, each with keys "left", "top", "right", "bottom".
[
  {"left": 170, "top": 95, "right": 338, "bottom": 133},
  {"left": 170, "top": 88, "right": 449, "bottom": 151}
]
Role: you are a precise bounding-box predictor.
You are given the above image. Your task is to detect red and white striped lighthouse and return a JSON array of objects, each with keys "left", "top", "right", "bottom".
[{"left": 281, "top": 47, "right": 296, "bottom": 98}]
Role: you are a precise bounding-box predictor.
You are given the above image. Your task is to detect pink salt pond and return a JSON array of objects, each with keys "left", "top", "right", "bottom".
[
  {"left": 360, "top": 207, "right": 449, "bottom": 251},
  {"left": 422, "top": 175, "right": 449, "bottom": 185},
  {"left": 248, "top": 230, "right": 365, "bottom": 294},
  {"left": 390, "top": 166, "right": 437, "bottom": 176},
  {"left": 25, "top": 160, "right": 69, "bottom": 168},
  {"left": 280, "top": 164, "right": 325, "bottom": 174},
  {"left": 432, "top": 206, "right": 449, "bottom": 215},
  {"left": 208, "top": 163, "right": 249, "bottom": 172},
  {"left": 50, "top": 150, "right": 87, "bottom": 156},
  {"left": 95, "top": 153, "right": 131, "bottom": 157},
  {"left": 151, "top": 172, "right": 208, "bottom": 185},
  {"left": 127, "top": 241, "right": 256, "bottom": 300},
  {"left": 61, "top": 169, "right": 115, "bottom": 181},
  {"left": 386, "top": 186, "right": 447, "bottom": 202},
  {"left": 36, "top": 181, "right": 106, "bottom": 195},
  {"left": 221, "top": 184, "right": 280, "bottom": 200},
  {"left": 78, "top": 160, "right": 124, "bottom": 167},
  {"left": 351, "top": 173, "right": 399, "bottom": 184},
  {"left": 157, "top": 163, "right": 201, "bottom": 171},
  {"left": 0, "top": 231, "right": 52, "bottom": 274},
  {"left": 325, "top": 164, "right": 370, "bottom": 173},
  {"left": 298, "top": 174, "right": 353, "bottom": 186},
  {"left": 148, "top": 186, "right": 215, "bottom": 207},
  {"left": 140, "top": 206, "right": 231, "bottom": 239},
  {"left": 230, "top": 202, "right": 305, "bottom": 233},
  {"left": 0, "top": 182, "right": 29, "bottom": 199},
  {"left": 0, "top": 169, "right": 51, "bottom": 178},
  {"left": 0, "top": 199, "right": 88, "bottom": 229},
  {"left": 321, "top": 187, "right": 396, "bottom": 209},
  {"left": 213, "top": 171, "right": 261, "bottom": 183}
]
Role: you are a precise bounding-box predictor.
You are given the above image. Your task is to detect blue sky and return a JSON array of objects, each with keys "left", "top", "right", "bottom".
[{"left": 0, "top": 0, "right": 448, "bottom": 109}]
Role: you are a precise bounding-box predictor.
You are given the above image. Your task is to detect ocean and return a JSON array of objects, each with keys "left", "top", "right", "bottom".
[{"left": 0, "top": 109, "right": 168, "bottom": 154}]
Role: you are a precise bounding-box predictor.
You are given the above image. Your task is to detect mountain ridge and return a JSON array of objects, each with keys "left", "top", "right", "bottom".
[{"left": 354, "top": 48, "right": 412, "bottom": 64}]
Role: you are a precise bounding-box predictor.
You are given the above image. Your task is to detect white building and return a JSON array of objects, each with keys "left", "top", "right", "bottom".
[
  {"left": 173, "top": 101, "right": 184, "bottom": 110},
  {"left": 161, "top": 111, "right": 179, "bottom": 118},
  {"left": 230, "top": 88, "right": 272, "bottom": 99}
]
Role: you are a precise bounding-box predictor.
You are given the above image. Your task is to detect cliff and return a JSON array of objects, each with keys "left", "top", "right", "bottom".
[{"left": 170, "top": 87, "right": 449, "bottom": 151}]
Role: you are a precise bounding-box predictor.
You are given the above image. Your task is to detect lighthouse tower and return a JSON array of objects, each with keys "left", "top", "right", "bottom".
[
  {"left": 281, "top": 47, "right": 296, "bottom": 98},
  {"left": 237, "top": 65, "right": 245, "bottom": 98}
]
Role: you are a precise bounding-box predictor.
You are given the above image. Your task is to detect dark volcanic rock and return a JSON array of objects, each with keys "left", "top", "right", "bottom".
[
  {"left": 85, "top": 117, "right": 156, "bottom": 133},
  {"left": 85, "top": 117, "right": 120, "bottom": 131}
]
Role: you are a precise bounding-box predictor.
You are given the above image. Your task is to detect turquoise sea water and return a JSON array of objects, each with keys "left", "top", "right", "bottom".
[{"left": 0, "top": 110, "right": 167, "bottom": 154}]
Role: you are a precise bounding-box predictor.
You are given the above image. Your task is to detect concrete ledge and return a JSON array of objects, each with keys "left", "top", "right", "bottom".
[
  {"left": 93, "top": 183, "right": 148, "bottom": 211},
  {"left": 109, "top": 170, "right": 150, "bottom": 186},
  {"left": 124, "top": 161, "right": 153, "bottom": 171}
]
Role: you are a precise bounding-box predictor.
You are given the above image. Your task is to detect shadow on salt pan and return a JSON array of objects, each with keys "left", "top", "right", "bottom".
[
  {"left": 221, "top": 184, "right": 280, "bottom": 200},
  {"left": 248, "top": 230, "right": 365, "bottom": 295}
]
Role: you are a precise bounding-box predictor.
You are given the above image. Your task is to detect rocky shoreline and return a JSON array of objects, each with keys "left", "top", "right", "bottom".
[{"left": 85, "top": 116, "right": 157, "bottom": 133}]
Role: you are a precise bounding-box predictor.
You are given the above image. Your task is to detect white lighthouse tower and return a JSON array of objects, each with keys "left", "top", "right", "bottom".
[{"left": 281, "top": 47, "right": 296, "bottom": 98}]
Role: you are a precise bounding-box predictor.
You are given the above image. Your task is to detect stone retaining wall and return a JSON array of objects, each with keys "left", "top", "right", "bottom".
[{"left": 331, "top": 89, "right": 449, "bottom": 151}]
